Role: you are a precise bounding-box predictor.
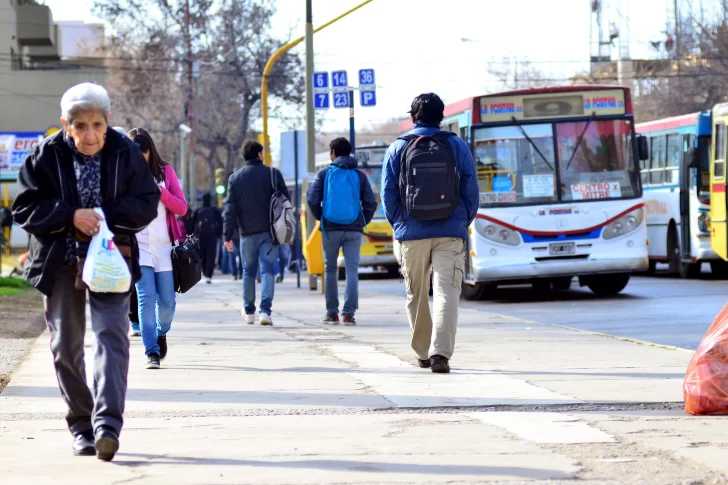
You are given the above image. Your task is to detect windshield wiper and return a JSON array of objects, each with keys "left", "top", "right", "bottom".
[
  {"left": 510, "top": 117, "right": 554, "bottom": 171},
  {"left": 565, "top": 111, "right": 597, "bottom": 171}
]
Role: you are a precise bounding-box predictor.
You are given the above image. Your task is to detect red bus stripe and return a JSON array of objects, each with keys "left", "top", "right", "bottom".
[{"left": 475, "top": 203, "right": 645, "bottom": 237}]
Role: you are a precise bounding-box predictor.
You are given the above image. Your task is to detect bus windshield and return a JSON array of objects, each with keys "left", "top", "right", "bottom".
[{"left": 474, "top": 119, "right": 640, "bottom": 207}]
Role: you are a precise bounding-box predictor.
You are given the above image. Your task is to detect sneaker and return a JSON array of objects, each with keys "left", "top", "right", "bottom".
[
  {"left": 275, "top": 275, "right": 283, "bottom": 283},
  {"left": 146, "top": 353, "right": 160, "bottom": 369},
  {"left": 430, "top": 355, "right": 450, "bottom": 374},
  {"left": 260, "top": 313, "right": 273, "bottom": 326},
  {"left": 157, "top": 336, "right": 167, "bottom": 360},
  {"left": 129, "top": 326, "right": 141, "bottom": 337},
  {"left": 206, "top": 277, "right": 212, "bottom": 284},
  {"left": 243, "top": 311, "right": 255, "bottom": 325},
  {"left": 342, "top": 314, "right": 357, "bottom": 326},
  {"left": 417, "top": 358, "right": 431, "bottom": 369},
  {"left": 321, "top": 314, "right": 339, "bottom": 325}
]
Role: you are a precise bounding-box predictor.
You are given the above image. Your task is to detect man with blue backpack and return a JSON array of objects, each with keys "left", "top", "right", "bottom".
[
  {"left": 381, "top": 93, "right": 480, "bottom": 373},
  {"left": 307, "top": 138, "right": 377, "bottom": 326}
]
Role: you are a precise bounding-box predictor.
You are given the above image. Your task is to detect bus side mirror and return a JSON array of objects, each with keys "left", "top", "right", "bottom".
[{"left": 637, "top": 135, "right": 649, "bottom": 161}]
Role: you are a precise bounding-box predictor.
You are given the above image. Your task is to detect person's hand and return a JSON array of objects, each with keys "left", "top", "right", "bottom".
[
  {"left": 73, "top": 209, "right": 103, "bottom": 237},
  {"left": 224, "top": 240, "right": 234, "bottom": 252}
]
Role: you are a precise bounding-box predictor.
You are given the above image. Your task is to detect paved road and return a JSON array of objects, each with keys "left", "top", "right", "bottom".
[{"left": 361, "top": 264, "right": 728, "bottom": 350}]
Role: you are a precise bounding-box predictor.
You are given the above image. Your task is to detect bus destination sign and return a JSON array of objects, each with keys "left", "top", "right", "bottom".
[{"left": 479, "top": 89, "right": 626, "bottom": 123}]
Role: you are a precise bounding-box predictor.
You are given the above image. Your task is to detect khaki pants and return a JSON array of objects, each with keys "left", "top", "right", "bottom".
[{"left": 394, "top": 238, "right": 465, "bottom": 360}]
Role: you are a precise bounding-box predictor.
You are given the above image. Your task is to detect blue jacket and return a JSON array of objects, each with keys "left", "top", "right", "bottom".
[
  {"left": 381, "top": 124, "right": 479, "bottom": 241},
  {"left": 307, "top": 155, "right": 378, "bottom": 233}
]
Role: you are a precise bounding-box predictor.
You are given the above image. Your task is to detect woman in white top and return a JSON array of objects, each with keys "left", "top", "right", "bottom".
[{"left": 128, "top": 128, "right": 188, "bottom": 370}]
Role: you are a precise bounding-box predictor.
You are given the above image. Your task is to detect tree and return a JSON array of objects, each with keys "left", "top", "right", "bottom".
[{"left": 94, "top": 0, "right": 304, "bottom": 193}]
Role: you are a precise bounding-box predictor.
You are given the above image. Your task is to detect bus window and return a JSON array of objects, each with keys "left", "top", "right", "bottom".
[
  {"left": 556, "top": 119, "right": 639, "bottom": 201},
  {"left": 697, "top": 135, "right": 711, "bottom": 203},
  {"left": 665, "top": 134, "right": 681, "bottom": 186},
  {"left": 360, "top": 167, "right": 386, "bottom": 220},
  {"left": 650, "top": 136, "right": 666, "bottom": 185},
  {"left": 715, "top": 124, "right": 726, "bottom": 180},
  {"left": 640, "top": 141, "right": 650, "bottom": 186}
]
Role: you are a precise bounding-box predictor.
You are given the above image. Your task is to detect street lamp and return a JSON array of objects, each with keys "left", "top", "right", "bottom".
[
  {"left": 179, "top": 124, "right": 193, "bottom": 208},
  {"left": 460, "top": 37, "right": 519, "bottom": 88}
]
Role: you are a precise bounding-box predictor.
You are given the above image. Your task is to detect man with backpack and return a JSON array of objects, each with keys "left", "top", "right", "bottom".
[
  {"left": 193, "top": 192, "right": 223, "bottom": 284},
  {"left": 381, "top": 93, "right": 479, "bottom": 373},
  {"left": 223, "top": 140, "right": 291, "bottom": 326},
  {"left": 307, "top": 137, "right": 377, "bottom": 326}
]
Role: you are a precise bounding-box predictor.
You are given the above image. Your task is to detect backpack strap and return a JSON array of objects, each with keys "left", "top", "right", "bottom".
[{"left": 270, "top": 166, "right": 279, "bottom": 194}]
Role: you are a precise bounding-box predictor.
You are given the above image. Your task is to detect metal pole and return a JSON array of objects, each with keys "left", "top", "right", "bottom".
[
  {"left": 294, "top": 132, "right": 301, "bottom": 289},
  {"left": 305, "top": 0, "right": 315, "bottom": 239},
  {"left": 349, "top": 89, "right": 355, "bottom": 155},
  {"left": 185, "top": 0, "right": 196, "bottom": 209},
  {"left": 180, "top": 133, "right": 188, "bottom": 202}
]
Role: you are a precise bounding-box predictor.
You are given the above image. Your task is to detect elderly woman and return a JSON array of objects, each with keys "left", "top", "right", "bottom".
[{"left": 11, "top": 83, "right": 159, "bottom": 461}]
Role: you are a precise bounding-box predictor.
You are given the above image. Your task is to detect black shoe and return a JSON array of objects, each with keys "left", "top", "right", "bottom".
[
  {"left": 158, "top": 336, "right": 167, "bottom": 361},
  {"left": 417, "top": 358, "right": 431, "bottom": 368},
  {"left": 430, "top": 355, "right": 450, "bottom": 373},
  {"left": 94, "top": 426, "right": 119, "bottom": 462},
  {"left": 72, "top": 431, "right": 95, "bottom": 456},
  {"left": 146, "top": 353, "right": 160, "bottom": 369}
]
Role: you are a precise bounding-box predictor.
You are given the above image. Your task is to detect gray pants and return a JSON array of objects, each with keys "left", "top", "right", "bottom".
[
  {"left": 44, "top": 265, "right": 131, "bottom": 435},
  {"left": 323, "top": 230, "right": 361, "bottom": 316},
  {"left": 395, "top": 238, "right": 465, "bottom": 360}
]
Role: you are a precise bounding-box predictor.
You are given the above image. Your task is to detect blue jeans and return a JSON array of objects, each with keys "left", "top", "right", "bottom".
[
  {"left": 135, "top": 267, "right": 176, "bottom": 356},
  {"left": 221, "top": 247, "right": 233, "bottom": 274},
  {"left": 241, "top": 233, "right": 276, "bottom": 315},
  {"left": 323, "top": 231, "right": 361, "bottom": 316},
  {"left": 275, "top": 244, "right": 291, "bottom": 280}
]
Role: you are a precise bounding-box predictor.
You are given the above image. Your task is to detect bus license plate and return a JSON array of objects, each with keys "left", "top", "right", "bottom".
[{"left": 549, "top": 242, "right": 575, "bottom": 255}]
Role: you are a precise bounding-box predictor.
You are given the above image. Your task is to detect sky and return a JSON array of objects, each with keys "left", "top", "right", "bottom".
[{"left": 43, "top": 0, "right": 673, "bottom": 136}]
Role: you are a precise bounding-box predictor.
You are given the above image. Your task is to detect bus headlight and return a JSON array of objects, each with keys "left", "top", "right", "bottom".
[
  {"left": 698, "top": 213, "right": 710, "bottom": 233},
  {"left": 603, "top": 208, "right": 644, "bottom": 240},
  {"left": 474, "top": 219, "right": 521, "bottom": 246}
]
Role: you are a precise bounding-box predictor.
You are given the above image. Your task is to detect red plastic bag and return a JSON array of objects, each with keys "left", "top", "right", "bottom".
[{"left": 684, "top": 302, "right": 728, "bottom": 415}]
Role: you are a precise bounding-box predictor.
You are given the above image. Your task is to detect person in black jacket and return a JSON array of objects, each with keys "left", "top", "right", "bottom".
[
  {"left": 223, "top": 140, "right": 289, "bottom": 326},
  {"left": 192, "top": 192, "right": 223, "bottom": 284},
  {"left": 11, "top": 83, "right": 159, "bottom": 462},
  {"left": 307, "top": 137, "right": 377, "bottom": 326}
]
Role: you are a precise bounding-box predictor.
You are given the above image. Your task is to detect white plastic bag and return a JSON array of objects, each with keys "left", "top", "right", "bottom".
[{"left": 82, "top": 208, "right": 131, "bottom": 293}]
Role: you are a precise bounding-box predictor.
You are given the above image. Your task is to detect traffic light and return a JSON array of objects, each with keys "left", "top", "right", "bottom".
[{"left": 215, "top": 168, "right": 226, "bottom": 195}]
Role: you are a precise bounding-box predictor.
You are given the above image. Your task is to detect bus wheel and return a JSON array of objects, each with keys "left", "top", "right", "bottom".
[
  {"left": 710, "top": 261, "right": 728, "bottom": 278},
  {"left": 679, "top": 261, "right": 701, "bottom": 279},
  {"left": 585, "top": 274, "right": 631, "bottom": 296},
  {"left": 532, "top": 280, "right": 552, "bottom": 294},
  {"left": 461, "top": 282, "right": 488, "bottom": 301},
  {"left": 386, "top": 265, "right": 400, "bottom": 278},
  {"left": 552, "top": 277, "right": 573, "bottom": 291}
]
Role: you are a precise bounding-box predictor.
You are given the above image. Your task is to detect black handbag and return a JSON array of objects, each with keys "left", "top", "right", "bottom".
[{"left": 172, "top": 235, "right": 202, "bottom": 293}]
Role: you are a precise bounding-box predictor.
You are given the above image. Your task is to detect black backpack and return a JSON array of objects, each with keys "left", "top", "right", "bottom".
[
  {"left": 398, "top": 131, "right": 460, "bottom": 221},
  {"left": 196, "top": 207, "right": 218, "bottom": 238}
]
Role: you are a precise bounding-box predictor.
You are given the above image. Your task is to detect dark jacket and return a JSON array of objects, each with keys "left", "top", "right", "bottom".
[
  {"left": 307, "top": 155, "right": 378, "bottom": 233},
  {"left": 192, "top": 203, "right": 223, "bottom": 239},
  {"left": 382, "top": 124, "right": 480, "bottom": 241},
  {"left": 223, "top": 159, "right": 290, "bottom": 240},
  {"left": 11, "top": 128, "right": 160, "bottom": 296}
]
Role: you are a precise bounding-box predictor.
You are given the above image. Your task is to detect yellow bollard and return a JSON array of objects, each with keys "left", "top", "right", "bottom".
[{"left": 304, "top": 221, "right": 324, "bottom": 293}]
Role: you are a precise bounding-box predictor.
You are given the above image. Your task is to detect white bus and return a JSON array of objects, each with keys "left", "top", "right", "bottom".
[
  {"left": 398, "top": 86, "right": 649, "bottom": 299},
  {"left": 636, "top": 111, "right": 719, "bottom": 277}
]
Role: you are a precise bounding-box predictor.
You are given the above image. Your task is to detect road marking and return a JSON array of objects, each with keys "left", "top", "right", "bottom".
[{"left": 470, "top": 412, "right": 615, "bottom": 444}]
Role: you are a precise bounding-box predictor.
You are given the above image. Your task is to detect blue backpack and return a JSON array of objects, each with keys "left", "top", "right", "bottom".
[{"left": 322, "top": 165, "right": 362, "bottom": 233}]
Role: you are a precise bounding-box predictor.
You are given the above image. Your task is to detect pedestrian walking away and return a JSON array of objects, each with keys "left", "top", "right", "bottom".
[
  {"left": 127, "top": 128, "right": 188, "bottom": 370},
  {"left": 193, "top": 192, "right": 222, "bottom": 284},
  {"left": 223, "top": 140, "right": 290, "bottom": 325},
  {"left": 307, "top": 137, "right": 378, "bottom": 326},
  {"left": 11, "top": 83, "right": 159, "bottom": 460},
  {"left": 381, "top": 93, "right": 479, "bottom": 373}
]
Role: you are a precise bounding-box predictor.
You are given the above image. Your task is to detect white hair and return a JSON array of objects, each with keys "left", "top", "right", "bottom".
[{"left": 60, "top": 83, "right": 111, "bottom": 123}]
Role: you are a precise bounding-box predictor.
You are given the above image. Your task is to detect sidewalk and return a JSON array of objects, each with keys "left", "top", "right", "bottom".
[{"left": 1, "top": 275, "right": 727, "bottom": 484}]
